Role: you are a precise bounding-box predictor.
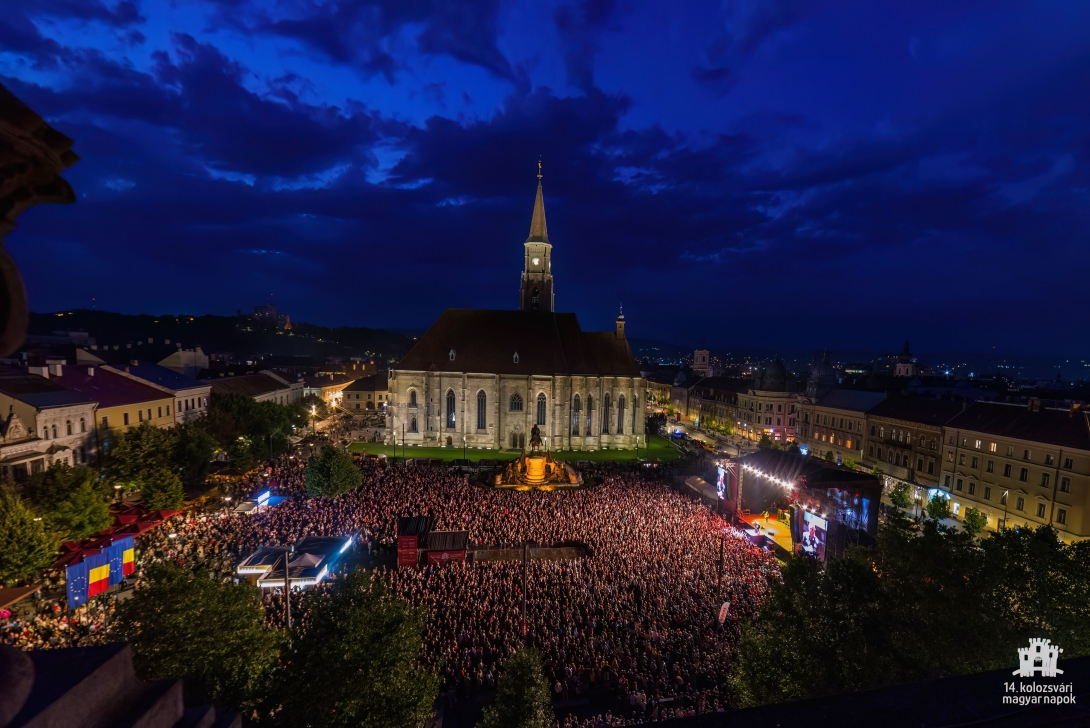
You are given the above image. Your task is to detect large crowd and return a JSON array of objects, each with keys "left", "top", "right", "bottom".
[{"left": 2, "top": 448, "right": 779, "bottom": 724}]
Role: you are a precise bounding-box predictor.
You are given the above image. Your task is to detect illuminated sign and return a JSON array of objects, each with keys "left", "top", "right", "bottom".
[
  {"left": 257, "top": 491, "right": 270, "bottom": 506},
  {"left": 799, "top": 445, "right": 809, "bottom": 456}
]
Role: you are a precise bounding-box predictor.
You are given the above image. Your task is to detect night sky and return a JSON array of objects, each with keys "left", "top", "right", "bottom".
[{"left": 3, "top": 1, "right": 1089, "bottom": 355}]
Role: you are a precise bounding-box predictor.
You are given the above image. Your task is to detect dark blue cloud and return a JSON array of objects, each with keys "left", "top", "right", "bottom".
[{"left": 1, "top": 0, "right": 1089, "bottom": 357}]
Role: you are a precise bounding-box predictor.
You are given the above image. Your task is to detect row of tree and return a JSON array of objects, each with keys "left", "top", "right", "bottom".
[
  {"left": 115, "top": 564, "right": 556, "bottom": 728},
  {"left": 0, "top": 393, "right": 318, "bottom": 585},
  {"left": 730, "top": 515, "right": 1090, "bottom": 707}
]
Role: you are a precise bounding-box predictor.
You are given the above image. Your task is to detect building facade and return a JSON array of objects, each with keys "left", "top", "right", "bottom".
[
  {"left": 0, "top": 367, "right": 98, "bottom": 480},
  {"left": 738, "top": 357, "right": 801, "bottom": 444},
  {"left": 342, "top": 374, "right": 389, "bottom": 411},
  {"left": 209, "top": 371, "right": 304, "bottom": 406},
  {"left": 939, "top": 400, "right": 1090, "bottom": 540},
  {"left": 797, "top": 390, "right": 886, "bottom": 463}
]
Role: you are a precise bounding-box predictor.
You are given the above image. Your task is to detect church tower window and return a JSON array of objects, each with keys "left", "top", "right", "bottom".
[
  {"left": 410, "top": 417, "right": 418, "bottom": 433},
  {"left": 446, "top": 390, "right": 456, "bottom": 429},
  {"left": 449, "top": 349, "right": 456, "bottom": 361},
  {"left": 536, "top": 393, "right": 547, "bottom": 426},
  {"left": 409, "top": 390, "right": 417, "bottom": 407},
  {"left": 477, "top": 391, "right": 487, "bottom": 430}
]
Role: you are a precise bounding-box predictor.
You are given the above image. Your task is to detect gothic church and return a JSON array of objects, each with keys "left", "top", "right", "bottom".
[{"left": 387, "top": 168, "right": 646, "bottom": 452}]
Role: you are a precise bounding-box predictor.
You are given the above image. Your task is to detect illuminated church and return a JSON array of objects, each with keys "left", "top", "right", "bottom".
[{"left": 387, "top": 167, "right": 645, "bottom": 452}]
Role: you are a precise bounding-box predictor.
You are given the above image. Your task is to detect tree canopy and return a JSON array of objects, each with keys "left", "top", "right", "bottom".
[
  {"left": 479, "top": 648, "right": 555, "bottom": 728},
  {"left": 305, "top": 445, "right": 361, "bottom": 498},
  {"left": 0, "top": 486, "right": 57, "bottom": 586},
  {"left": 730, "top": 515, "right": 1090, "bottom": 707},
  {"left": 114, "top": 562, "right": 283, "bottom": 712},
  {"left": 23, "top": 463, "right": 112, "bottom": 540},
  {"left": 200, "top": 393, "right": 300, "bottom": 467},
  {"left": 104, "top": 422, "right": 212, "bottom": 505},
  {"left": 267, "top": 569, "right": 439, "bottom": 728}
]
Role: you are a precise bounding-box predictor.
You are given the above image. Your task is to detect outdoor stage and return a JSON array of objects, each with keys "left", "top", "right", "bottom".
[{"left": 740, "top": 512, "right": 793, "bottom": 560}]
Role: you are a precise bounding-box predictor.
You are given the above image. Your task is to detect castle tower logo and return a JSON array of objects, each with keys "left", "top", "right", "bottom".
[{"left": 1013, "top": 638, "right": 1064, "bottom": 678}]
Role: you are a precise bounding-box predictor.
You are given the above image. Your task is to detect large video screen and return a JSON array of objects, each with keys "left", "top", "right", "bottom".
[
  {"left": 801, "top": 511, "right": 827, "bottom": 561},
  {"left": 716, "top": 466, "right": 726, "bottom": 499}
]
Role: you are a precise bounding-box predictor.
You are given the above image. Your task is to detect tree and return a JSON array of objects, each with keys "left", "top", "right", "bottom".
[
  {"left": 479, "top": 648, "right": 555, "bottom": 728},
  {"left": 889, "top": 481, "right": 913, "bottom": 509},
  {"left": 306, "top": 445, "right": 362, "bottom": 498},
  {"left": 926, "top": 494, "right": 952, "bottom": 521},
  {"left": 140, "top": 468, "right": 185, "bottom": 510},
  {"left": 269, "top": 570, "right": 439, "bottom": 728},
  {"left": 757, "top": 434, "right": 772, "bottom": 450},
  {"left": 823, "top": 450, "right": 835, "bottom": 463},
  {"left": 114, "top": 562, "right": 282, "bottom": 711},
  {"left": 842, "top": 457, "right": 857, "bottom": 470},
  {"left": 729, "top": 516, "right": 1014, "bottom": 708},
  {"left": 105, "top": 423, "right": 175, "bottom": 487},
  {"left": 871, "top": 465, "right": 883, "bottom": 478},
  {"left": 202, "top": 393, "right": 297, "bottom": 462},
  {"left": 0, "top": 487, "right": 57, "bottom": 586},
  {"left": 963, "top": 506, "right": 987, "bottom": 536},
  {"left": 24, "top": 463, "right": 112, "bottom": 540},
  {"left": 172, "top": 423, "right": 216, "bottom": 490}
]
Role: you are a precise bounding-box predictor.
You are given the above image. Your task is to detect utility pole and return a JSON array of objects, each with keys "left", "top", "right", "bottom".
[{"left": 521, "top": 541, "right": 528, "bottom": 638}]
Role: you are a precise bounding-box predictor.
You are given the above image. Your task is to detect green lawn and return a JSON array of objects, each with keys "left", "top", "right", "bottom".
[{"left": 348, "top": 434, "right": 681, "bottom": 463}]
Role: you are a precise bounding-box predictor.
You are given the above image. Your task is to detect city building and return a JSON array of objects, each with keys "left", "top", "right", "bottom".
[
  {"left": 686, "top": 377, "right": 750, "bottom": 433},
  {"left": 797, "top": 390, "right": 887, "bottom": 463},
  {"left": 940, "top": 400, "right": 1090, "bottom": 540},
  {"left": 302, "top": 372, "right": 358, "bottom": 407},
  {"left": 738, "top": 356, "right": 801, "bottom": 444},
  {"left": 208, "top": 371, "right": 303, "bottom": 406},
  {"left": 388, "top": 170, "right": 645, "bottom": 452},
  {"left": 113, "top": 363, "right": 212, "bottom": 425},
  {"left": 692, "top": 349, "right": 715, "bottom": 378},
  {"left": 0, "top": 366, "right": 97, "bottom": 480},
  {"left": 863, "top": 397, "right": 964, "bottom": 505},
  {"left": 47, "top": 364, "right": 176, "bottom": 452},
  {"left": 341, "top": 374, "right": 389, "bottom": 411}
]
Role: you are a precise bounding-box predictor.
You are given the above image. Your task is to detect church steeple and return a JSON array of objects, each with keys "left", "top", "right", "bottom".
[
  {"left": 519, "top": 161, "right": 554, "bottom": 312},
  {"left": 527, "top": 160, "right": 548, "bottom": 243}
]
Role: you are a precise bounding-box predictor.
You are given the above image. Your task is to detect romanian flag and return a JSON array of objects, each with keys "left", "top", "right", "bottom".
[
  {"left": 123, "top": 547, "right": 135, "bottom": 576},
  {"left": 88, "top": 563, "right": 110, "bottom": 597},
  {"left": 110, "top": 536, "right": 135, "bottom": 580}
]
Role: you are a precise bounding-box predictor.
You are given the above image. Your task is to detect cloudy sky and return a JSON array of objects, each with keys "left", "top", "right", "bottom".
[{"left": 4, "top": 0, "right": 1089, "bottom": 354}]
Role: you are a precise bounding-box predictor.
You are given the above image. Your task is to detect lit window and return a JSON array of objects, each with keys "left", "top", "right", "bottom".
[{"left": 1057, "top": 508, "right": 1067, "bottom": 526}]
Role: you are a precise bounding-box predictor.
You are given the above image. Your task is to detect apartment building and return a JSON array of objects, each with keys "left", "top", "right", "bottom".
[
  {"left": 940, "top": 400, "right": 1090, "bottom": 540},
  {"left": 797, "top": 390, "right": 886, "bottom": 463}
]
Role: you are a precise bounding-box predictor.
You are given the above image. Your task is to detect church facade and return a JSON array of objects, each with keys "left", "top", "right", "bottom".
[{"left": 387, "top": 170, "right": 646, "bottom": 452}]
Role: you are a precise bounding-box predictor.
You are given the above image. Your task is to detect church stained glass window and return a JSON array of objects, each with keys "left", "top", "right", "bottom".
[
  {"left": 617, "top": 395, "right": 626, "bottom": 436},
  {"left": 446, "top": 390, "right": 456, "bottom": 429},
  {"left": 510, "top": 393, "right": 523, "bottom": 411},
  {"left": 536, "top": 393, "right": 546, "bottom": 426},
  {"left": 572, "top": 395, "right": 581, "bottom": 435},
  {"left": 477, "top": 391, "right": 487, "bottom": 430}
]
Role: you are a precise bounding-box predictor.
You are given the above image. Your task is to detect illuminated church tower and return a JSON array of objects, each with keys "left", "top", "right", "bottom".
[{"left": 519, "top": 162, "right": 554, "bottom": 312}]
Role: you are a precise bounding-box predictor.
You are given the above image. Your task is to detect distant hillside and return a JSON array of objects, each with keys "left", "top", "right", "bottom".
[{"left": 29, "top": 309, "right": 415, "bottom": 362}]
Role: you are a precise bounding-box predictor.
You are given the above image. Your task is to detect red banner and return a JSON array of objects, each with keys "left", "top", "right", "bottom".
[
  {"left": 426, "top": 550, "right": 466, "bottom": 565},
  {"left": 397, "top": 535, "right": 418, "bottom": 568}
]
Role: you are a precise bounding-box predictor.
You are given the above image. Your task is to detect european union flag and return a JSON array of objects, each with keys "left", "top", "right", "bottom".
[{"left": 66, "top": 561, "right": 88, "bottom": 610}]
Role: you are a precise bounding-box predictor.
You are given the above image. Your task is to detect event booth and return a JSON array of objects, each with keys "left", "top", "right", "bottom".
[{"left": 237, "top": 535, "right": 353, "bottom": 589}]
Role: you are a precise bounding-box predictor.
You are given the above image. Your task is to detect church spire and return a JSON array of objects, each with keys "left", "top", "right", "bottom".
[{"left": 527, "top": 160, "right": 548, "bottom": 243}]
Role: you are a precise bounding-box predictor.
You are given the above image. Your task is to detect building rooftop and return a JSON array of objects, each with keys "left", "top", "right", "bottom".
[
  {"left": 47, "top": 366, "right": 169, "bottom": 409},
  {"left": 342, "top": 374, "right": 389, "bottom": 392},
  {"left": 946, "top": 401, "right": 1090, "bottom": 451},
  {"left": 815, "top": 389, "right": 887, "bottom": 413},
  {"left": 117, "top": 363, "right": 207, "bottom": 393},
  {"left": 209, "top": 372, "right": 291, "bottom": 399},
  {"left": 302, "top": 372, "right": 357, "bottom": 388},
  {"left": 867, "top": 396, "right": 966, "bottom": 426},
  {"left": 0, "top": 367, "right": 96, "bottom": 409},
  {"left": 396, "top": 309, "right": 640, "bottom": 377}
]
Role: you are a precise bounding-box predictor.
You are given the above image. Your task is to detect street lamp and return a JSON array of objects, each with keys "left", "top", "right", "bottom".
[
  {"left": 1002, "top": 489, "right": 1010, "bottom": 530},
  {"left": 463, "top": 435, "right": 466, "bottom": 461}
]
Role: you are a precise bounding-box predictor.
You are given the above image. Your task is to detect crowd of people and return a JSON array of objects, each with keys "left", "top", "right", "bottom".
[{"left": 2, "top": 448, "right": 779, "bottom": 724}]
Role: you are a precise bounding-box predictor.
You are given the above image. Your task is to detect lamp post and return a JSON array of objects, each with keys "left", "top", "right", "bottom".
[
  {"left": 463, "top": 435, "right": 466, "bottom": 461},
  {"left": 1003, "top": 489, "right": 1010, "bottom": 530}
]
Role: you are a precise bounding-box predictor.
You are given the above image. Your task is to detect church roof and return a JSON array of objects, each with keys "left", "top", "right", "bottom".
[
  {"left": 527, "top": 179, "right": 548, "bottom": 243},
  {"left": 395, "top": 309, "right": 640, "bottom": 377}
]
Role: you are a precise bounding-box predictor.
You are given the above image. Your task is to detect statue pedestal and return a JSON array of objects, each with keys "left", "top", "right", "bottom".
[{"left": 524, "top": 456, "right": 547, "bottom": 484}]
